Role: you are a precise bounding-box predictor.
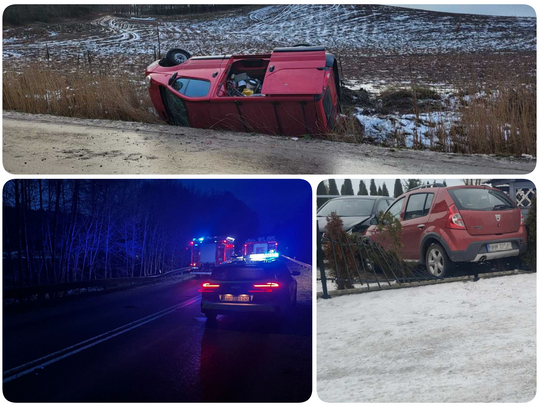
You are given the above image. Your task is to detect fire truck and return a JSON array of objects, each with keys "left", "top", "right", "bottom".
[
  {"left": 190, "top": 236, "right": 235, "bottom": 276},
  {"left": 244, "top": 236, "right": 279, "bottom": 262}
]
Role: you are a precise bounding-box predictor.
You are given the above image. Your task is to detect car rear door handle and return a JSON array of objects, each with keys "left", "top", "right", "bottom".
[{"left": 417, "top": 224, "right": 425, "bottom": 229}]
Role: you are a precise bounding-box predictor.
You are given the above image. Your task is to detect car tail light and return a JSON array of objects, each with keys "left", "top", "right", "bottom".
[
  {"left": 520, "top": 212, "right": 525, "bottom": 226},
  {"left": 199, "top": 282, "right": 219, "bottom": 293},
  {"left": 250, "top": 282, "right": 280, "bottom": 293},
  {"left": 445, "top": 204, "right": 466, "bottom": 229}
]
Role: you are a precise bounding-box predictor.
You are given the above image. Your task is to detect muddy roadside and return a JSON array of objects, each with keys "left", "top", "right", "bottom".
[{"left": 2, "top": 111, "right": 535, "bottom": 175}]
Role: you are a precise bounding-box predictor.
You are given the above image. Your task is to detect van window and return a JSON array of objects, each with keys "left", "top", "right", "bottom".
[
  {"left": 162, "top": 87, "right": 191, "bottom": 127},
  {"left": 404, "top": 193, "right": 433, "bottom": 220},
  {"left": 172, "top": 78, "right": 210, "bottom": 98},
  {"left": 322, "top": 89, "right": 335, "bottom": 128}
]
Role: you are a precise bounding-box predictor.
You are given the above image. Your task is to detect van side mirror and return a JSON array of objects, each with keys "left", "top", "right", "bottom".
[{"left": 370, "top": 216, "right": 378, "bottom": 226}]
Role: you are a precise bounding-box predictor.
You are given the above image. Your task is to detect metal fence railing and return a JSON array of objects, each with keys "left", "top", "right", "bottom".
[
  {"left": 317, "top": 221, "right": 442, "bottom": 298},
  {"left": 281, "top": 255, "right": 311, "bottom": 270},
  {"left": 4, "top": 267, "right": 192, "bottom": 301}
]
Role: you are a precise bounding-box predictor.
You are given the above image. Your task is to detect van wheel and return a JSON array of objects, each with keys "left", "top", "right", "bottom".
[
  {"left": 166, "top": 48, "right": 192, "bottom": 66},
  {"left": 425, "top": 243, "right": 454, "bottom": 278}
]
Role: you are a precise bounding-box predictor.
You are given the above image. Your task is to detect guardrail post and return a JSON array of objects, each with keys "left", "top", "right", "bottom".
[{"left": 317, "top": 221, "right": 331, "bottom": 299}]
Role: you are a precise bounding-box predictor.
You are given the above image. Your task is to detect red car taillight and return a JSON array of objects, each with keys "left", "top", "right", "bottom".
[
  {"left": 445, "top": 204, "right": 466, "bottom": 229},
  {"left": 520, "top": 212, "right": 525, "bottom": 226},
  {"left": 249, "top": 282, "right": 280, "bottom": 293},
  {"left": 199, "top": 282, "right": 219, "bottom": 293}
]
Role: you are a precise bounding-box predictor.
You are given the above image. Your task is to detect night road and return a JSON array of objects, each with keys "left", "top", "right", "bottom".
[{"left": 3, "top": 259, "right": 312, "bottom": 402}]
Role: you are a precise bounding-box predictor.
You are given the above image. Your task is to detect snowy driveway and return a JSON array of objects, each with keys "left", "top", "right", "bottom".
[{"left": 317, "top": 273, "right": 536, "bottom": 402}]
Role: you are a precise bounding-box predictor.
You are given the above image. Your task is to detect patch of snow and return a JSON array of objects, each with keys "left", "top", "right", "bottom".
[{"left": 317, "top": 273, "right": 536, "bottom": 402}]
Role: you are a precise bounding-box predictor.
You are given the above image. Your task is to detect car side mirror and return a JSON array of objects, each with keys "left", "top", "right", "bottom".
[
  {"left": 291, "top": 271, "right": 301, "bottom": 276},
  {"left": 370, "top": 216, "right": 378, "bottom": 226}
]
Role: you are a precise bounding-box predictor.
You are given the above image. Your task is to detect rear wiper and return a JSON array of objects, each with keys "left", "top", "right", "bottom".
[{"left": 493, "top": 204, "right": 513, "bottom": 210}]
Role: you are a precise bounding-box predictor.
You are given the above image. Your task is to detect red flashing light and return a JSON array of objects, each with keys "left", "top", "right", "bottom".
[
  {"left": 446, "top": 204, "right": 466, "bottom": 229},
  {"left": 190, "top": 242, "right": 194, "bottom": 245}
]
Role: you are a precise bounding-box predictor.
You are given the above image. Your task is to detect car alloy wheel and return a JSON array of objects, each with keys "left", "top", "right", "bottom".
[{"left": 427, "top": 247, "right": 445, "bottom": 277}]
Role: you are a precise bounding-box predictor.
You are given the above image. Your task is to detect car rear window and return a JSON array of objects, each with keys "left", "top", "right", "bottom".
[
  {"left": 210, "top": 267, "right": 275, "bottom": 281},
  {"left": 318, "top": 198, "right": 375, "bottom": 217},
  {"left": 448, "top": 188, "right": 516, "bottom": 211}
]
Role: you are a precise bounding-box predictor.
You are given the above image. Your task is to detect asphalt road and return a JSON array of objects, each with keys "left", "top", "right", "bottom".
[
  {"left": 3, "top": 112, "right": 535, "bottom": 174},
  {"left": 3, "top": 261, "right": 312, "bottom": 402}
]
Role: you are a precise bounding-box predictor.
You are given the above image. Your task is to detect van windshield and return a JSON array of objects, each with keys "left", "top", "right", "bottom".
[
  {"left": 449, "top": 188, "right": 516, "bottom": 211},
  {"left": 317, "top": 199, "right": 375, "bottom": 217}
]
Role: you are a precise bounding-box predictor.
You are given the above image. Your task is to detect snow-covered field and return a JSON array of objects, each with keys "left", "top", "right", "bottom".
[
  {"left": 317, "top": 273, "right": 536, "bottom": 402},
  {"left": 3, "top": 5, "right": 535, "bottom": 63}
]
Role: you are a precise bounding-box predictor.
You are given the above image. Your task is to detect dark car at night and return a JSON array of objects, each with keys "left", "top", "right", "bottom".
[
  {"left": 200, "top": 259, "right": 300, "bottom": 320},
  {"left": 317, "top": 195, "right": 395, "bottom": 234}
]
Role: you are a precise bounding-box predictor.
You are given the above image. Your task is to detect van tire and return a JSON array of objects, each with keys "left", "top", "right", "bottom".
[
  {"left": 425, "top": 243, "right": 454, "bottom": 278},
  {"left": 166, "top": 48, "right": 192, "bottom": 66}
]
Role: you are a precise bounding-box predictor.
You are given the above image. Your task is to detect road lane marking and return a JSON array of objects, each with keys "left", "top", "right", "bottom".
[{"left": 3, "top": 295, "right": 200, "bottom": 383}]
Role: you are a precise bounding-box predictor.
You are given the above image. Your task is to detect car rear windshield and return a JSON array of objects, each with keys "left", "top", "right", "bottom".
[
  {"left": 448, "top": 188, "right": 516, "bottom": 211},
  {"left": 210, "top": 267, "right": 275, "bottom": 281},
  {"left": 317, "top": 199, "right": 375, "bottom": 217}
]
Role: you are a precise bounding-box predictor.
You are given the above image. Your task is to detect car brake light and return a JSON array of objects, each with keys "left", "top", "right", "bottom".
[
  {"left": 520, "top": 212, "right": 525, "bottom": 226},
  {"left": 446, "top": 204, "right": 466, "bottom": 229},
  {"left": 199, "top": 282, "right": 219, "bottom": 293},
  {"left": 250, "top": 282, "right": 280, "bottom": 293}
]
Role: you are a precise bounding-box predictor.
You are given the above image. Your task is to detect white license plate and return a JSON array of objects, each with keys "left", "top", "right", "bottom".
[
  {"left": 220, "top": 294, "right": 252, "bottom": 302},
  {"left": 487, "top": 242, "right": 512, "bottom": 252}
]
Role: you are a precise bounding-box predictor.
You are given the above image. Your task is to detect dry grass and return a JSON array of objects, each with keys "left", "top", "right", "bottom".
[
  {"left": 325, "top": 114, "right": 364, "bottom": 143},
  {"left": 3, "top": 66, "right": 161, "bottom": 123},
  {"left": 451, "top": 82, "right": 536, "bottom": 156}
]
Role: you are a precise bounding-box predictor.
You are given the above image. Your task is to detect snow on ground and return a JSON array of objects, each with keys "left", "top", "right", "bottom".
[
  {"left": 317, "top": 273, "right": 536, "bottom": 402},
  {"left": 3, "top": 5, "right": 536, "bottom": 62},
  {"left": 355, "top": 108, "right": 460, "bottom": 148}
]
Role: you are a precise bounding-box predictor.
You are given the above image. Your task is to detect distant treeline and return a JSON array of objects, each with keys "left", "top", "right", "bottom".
[
  {"left": 3, "top": 180, "right": 259, "bottom": 289},
  {"left": 3, "top": 4, "right": 245, "bottom": 25}
]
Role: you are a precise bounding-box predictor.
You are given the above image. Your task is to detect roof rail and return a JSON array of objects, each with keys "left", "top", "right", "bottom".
[{"left": 408, "top": 183, "right": 445, "bottom": 192}]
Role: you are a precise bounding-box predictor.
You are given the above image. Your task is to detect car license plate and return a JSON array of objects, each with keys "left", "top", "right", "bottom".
[
  {"left": 487, "top": 242, "right": 512, "bottom": 252},
  {"left": 220, "top": 294, "right": 252, "bottom": 302}
]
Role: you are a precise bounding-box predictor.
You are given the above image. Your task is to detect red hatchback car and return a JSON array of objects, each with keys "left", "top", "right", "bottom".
[
  {"left": 364, "top": 184, "right": 527, "bottom": 277},
  {"left": 145, "top": 46, "right": 341, "bottom": 136}
]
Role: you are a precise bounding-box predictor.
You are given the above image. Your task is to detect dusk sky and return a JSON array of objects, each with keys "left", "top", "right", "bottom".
[
  {"left": 395, "top": 4, "right": 536, "bottom": 17},
  {"left": 181, "top": 179, "right": 312, "bottom": 233}
]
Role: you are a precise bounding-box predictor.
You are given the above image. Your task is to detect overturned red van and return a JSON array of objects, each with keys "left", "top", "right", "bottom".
[{"left": 145, "top": 46, "right": 342, "bottom": 136}]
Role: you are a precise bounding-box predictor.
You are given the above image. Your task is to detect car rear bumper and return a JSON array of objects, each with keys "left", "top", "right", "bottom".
[
  {"left": 201, "top": 300, "right": 279, "bottom": 315},
  {"left": 448, "top": 237, "right": 527, "bottom": 263}
]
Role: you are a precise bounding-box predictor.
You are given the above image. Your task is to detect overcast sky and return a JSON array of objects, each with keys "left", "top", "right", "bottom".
[
  {"left": 394, "top": 4, "right": 536, "bottom": 17},
  {"left": 326, "top": 179, "right": 467, "bottom": 197}
]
